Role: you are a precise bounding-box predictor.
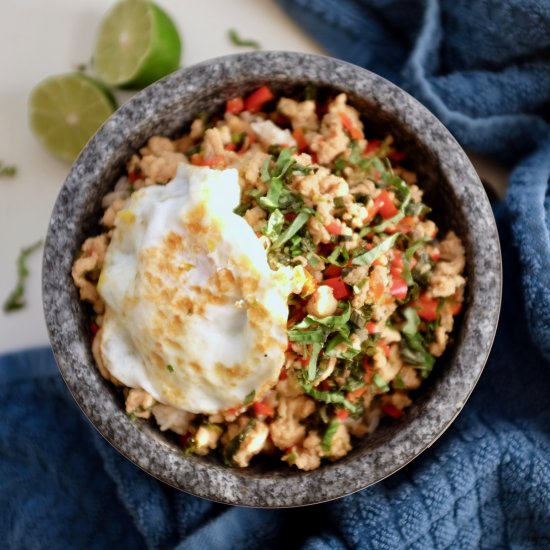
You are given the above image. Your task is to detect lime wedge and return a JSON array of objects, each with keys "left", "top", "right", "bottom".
[
  {"left": 93, "top": 0, "right": 182, "bottom": 89},
  {"left": 29, "top": 74, "right": 117, "bottom": 163}
]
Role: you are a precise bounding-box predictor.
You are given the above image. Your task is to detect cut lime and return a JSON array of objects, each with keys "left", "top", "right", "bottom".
[
  {"left": 93, "top": 0, "right": 182, "bottom": 89},
  {"left": 29, "top": 74, "right": 117, "bottom": 163}
]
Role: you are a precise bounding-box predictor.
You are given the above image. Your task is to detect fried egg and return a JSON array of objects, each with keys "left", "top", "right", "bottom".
[{"left": 97, "top": 163, "right": 295, "bottom": 414}]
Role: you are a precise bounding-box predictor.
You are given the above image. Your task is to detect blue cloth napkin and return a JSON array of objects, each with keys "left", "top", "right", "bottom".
[{"left": 3, "top": 1, "right": 550, "bottom": 548}]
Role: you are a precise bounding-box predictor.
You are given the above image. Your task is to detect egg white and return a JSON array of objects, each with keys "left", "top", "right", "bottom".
[{"left": 97, "top": 164, "right": 294, "bottom": 414}]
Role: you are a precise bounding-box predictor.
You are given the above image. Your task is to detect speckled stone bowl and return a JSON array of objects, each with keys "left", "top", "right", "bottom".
[{"left": 43, "top": 52, "right": 501, "bottom": 507}]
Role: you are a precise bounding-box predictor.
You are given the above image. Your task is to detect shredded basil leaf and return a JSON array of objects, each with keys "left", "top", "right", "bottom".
[
  {"left": 372, "top": 373, "right": 390, "bottom": 392},
  {"left": 3, "top": 240, "right": 43, "bottom": 313},
  {"left": 264, "top": 209, "right": 284, "bottom": 240},
  {"left": 307, "top": 342, "right": 323, "bottom": 381},
  {"left": 223, "top": 419, "right": 257, "bottom": 465},
  {"left": 352, "top": 233, "right": 400, "bottom": 266},
  {"left": 322, "top": 419, "right": 340, "bottom": 453},
  {"left": 301, "top": 381, "right": 358, "bottom": 413},
  {"left": 228, "top": 29, "right": 261, "bottom": 49},
  {"left": 272, "top": 210, "right": 311, "bottom": 249},
  {"left": 166, "top": 364, "right": 175, "bottom": 373},
  {"left": 0, "top": 161, "right": 17, "bottom": 178},
  {"left": 244, "top": 390, "right": 256, "bottom": 405}
]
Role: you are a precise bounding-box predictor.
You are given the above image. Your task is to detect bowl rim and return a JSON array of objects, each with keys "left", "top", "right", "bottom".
[{"left": 43, "top": 50, "right": 502, "bottom": 507}]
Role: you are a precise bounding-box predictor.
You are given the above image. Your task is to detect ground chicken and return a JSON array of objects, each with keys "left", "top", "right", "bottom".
[
  {"left": 429, "top": 302, "right": 455, "bottom": 357},
  {"left": 125, "top": 388, "right": 156, "bottom": 419},
  {"left": 243, "top": 205, "right": 267, "bottom": 232},
  {"left": 429, "top": 231, "right": 466, "bottom": 298},
  {"left": 277, "top": 97, "right": 319, "bottom": 131},
  {"left": 374, "top": 345, "right": 402, "bottom": 383},
  {"left": 396, "top": 365, "right": 421, "bottom": 390},
  {"left": 139, "top": 152, "right": 185, "bottom": 184},
  {"left": 151, "top": 404, "right": 195, "bottom": 434},
  {"left": 140, "top": 136, "right": 175, "bottom": 157},
  {"left": 238, "top": 148, "right": 270, "bottom": 189},
  {"left": 270, "top": 395, "right": 316, "bottom": 450},
  {"left": 202, "top": 128, "right": 225, "bottom": 159},
  {"left": 288, "top": 431, "right": 323, "bottom": 471},
  {"left": 71, "top": 234, "right": 109, "bottom": 314},
  {"left": 306, "top": 285, "right": 338, "bottom": 318},
  {"left": 223, "top": 417, "right": 270, "bottom": 467},
  {"left": 307, "top": 216, "right": 331, "bottom": 245},
  {"left": 195, "top": 424, "right": 223, "bottom": 455},
  {"left": 309, "top": 111, "right": 350, "bottom": 164},
  {"left": 324, "top": 423, "right": 352, "bottom": 460}
]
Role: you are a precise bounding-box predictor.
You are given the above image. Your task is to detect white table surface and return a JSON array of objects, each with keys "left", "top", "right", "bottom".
[
  {"left": 0, "top": 0, "right": 507, "bottom": 355},
  {"left": 0, "top": 0, "right": 324, "bottom": 354}
]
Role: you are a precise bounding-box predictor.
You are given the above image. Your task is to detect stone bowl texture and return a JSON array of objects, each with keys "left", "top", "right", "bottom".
[{"left": 43, "top": 51, "right": 502, "bottom": 507}]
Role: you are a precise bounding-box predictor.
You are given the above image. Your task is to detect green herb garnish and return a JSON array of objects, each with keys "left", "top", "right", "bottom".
[
  {"left": 3, "top": 240, "right": 43, "bottom": 313},
  {"left": 352, "top": 233, "right": 400, "bottom": 266},
  {"left": 300, "top": 381, "right": 358, "bottom": 413},
  {"left": 223, "top": 418, "right": 257, "bottom": 465},
  {"left": 322, "top": 419, "right": 340, "bottom": 453},
  {"left": 244, "top": 390, "right": 256, "bottom": 405},
  {"left": 166, "top": 364, "right": 175, "bottom": 373},
  {"left": 0, "top": 161, "right": 17, "bottom": 178},
  {"left": 228, "top": 29, "right": 261, "bottom": 49}
]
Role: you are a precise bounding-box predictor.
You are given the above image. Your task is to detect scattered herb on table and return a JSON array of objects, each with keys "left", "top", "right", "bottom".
[
  {"left": 3, "top": 240, "right": 43, "bottom": 313},
  {"left": 228, "top": 29, "right": 261, "bottom": 49},
  {"left": 0, "top": 161, "right": 17, "bottom": 178}
]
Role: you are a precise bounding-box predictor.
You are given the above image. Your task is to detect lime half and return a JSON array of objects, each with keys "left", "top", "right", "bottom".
[
  {"left": 29, "top": 74, "right": 116, "bottom": 163},
  {"left": 93, "top": 0, "right": 182, "bottom": 89}
]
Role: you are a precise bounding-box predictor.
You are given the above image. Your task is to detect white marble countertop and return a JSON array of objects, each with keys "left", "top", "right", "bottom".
[{"left": 0, "top": 0, "right": 506, "bottom": 354}]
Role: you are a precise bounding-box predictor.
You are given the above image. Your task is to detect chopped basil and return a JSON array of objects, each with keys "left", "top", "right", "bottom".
[
  {"left": 393, "top": 374, "right": 406, "bottom": 390},
  {"left": 0, "top": 161, "right": 17, "bottom": 178},
  {"left": 402, "top": 307, "right": 420, "bottom": 336},
  {"left": 300, "top": 381, "right": 358, "bottom": 413},
  {"left": 322, "top": 419, "right": 340, "bottom": 453},
  {"left": 272, "top": 210, "right": 311, "bottom": 249},
  {"left": 264, "top": 209, "right": 284, "bottom": 240},
  {"left": 223, "top": 419, "right": 257, "bottom": 465},
  {"left": 303, "top": 84, "right": 317, "bottom": 101},
  {"left": 233, "top": 202, "right": 251, "bottom": 216},
  {"left": 244, "top": 390, "right": 256, "bottom": 405},
  {"left": 3, "top": 240, "right": 43, "bottom": 313},
  {"left": 307, "top": 342, "right": 323, "bottom": 381},
  {"left": 325, "top": 246, "right": 349, "bottom": 266},
  {"left": 372, "top": 373, "right": 390, "bottom": 393},
  {"left": 306, "top": 252, "right": 321, "bottom": 267},
  {"left": 352, "top": 233, "right": 400, "bottom": 266},
  {"left": 231, "top": 132, "right": 246, "bottom": 145},
  {"left": 260, "top": 158, "right": 271, "bottom": 182},
  {"left": 166, "top": 364, "right": 175, "bottom": 373},
  {"left": 228, "top": 29, "right": 261, "bottom": 49}
]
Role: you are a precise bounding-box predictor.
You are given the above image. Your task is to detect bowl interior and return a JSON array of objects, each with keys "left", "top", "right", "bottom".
[{"left": 43, "top": 52, "right": 501, "bottom": 506}]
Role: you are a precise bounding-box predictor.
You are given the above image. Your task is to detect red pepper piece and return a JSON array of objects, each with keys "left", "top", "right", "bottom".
[
  {"left": 253, "top": 402, "right": 275, "bottom": 417},
  {"left": 292, "top": 127, "right": 308, "bottom": 151},
  {"left": 225, "top": 97, "right": 244, "bottom": 115},
  {"left": 336, "top": 409, "right": 349, "bottom": 421},
  {"left": 413, "top": 293, "right": 439, "bottom": 321},
  {"left": 364, "top": 139, "right": 381, "bottom": 155},
  {"left": 383, "top": 403, "right": 405, "bottom": 419},
  {"left": 324, "top": 264, "right": 343, "bottom": 279},
  {"left": 244, "top": 85, "right": 274, "bottom": 112},
  {"left": 339, "top": 113, "right": 363, "bottom": 140},
  {"left": 373, "top": 190, "right": 399, "bottom": 220},
  {"left": 325, "top": 221, "right": 342, "bottom": 235},
  {"left": 322, "top": 277, "right": 351, "bottom": 300}
]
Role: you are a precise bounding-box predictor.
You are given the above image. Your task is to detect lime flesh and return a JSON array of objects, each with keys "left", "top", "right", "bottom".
[
  {"left": 29, "top": 74, "right": 116, "bottom": 163},
  {"left": 93, "top": 0, "right": 182, "bottom": 89}
]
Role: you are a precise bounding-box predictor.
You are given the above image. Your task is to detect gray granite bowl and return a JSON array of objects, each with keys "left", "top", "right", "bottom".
[{"left": 43, "top": 51, "right": 501, "bottom": 507}]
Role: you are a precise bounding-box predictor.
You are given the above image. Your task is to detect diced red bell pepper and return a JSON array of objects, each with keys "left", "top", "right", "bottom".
[
  {"left": 335, "top": 409, "right": 349, "bottom": 421},
  {"left": 339, "top": 113, "right": 363, "bottom": 140},
  {"left": 449, "top": 302, "right": 462, "bottom": 316},
  {"left": 383, "top": 403, "right": 405, "bottom": 419},
  {"left": 244, "top": 85, "right": 274, "bottom": 112},
  {"left": 390, "top": 278, "right": 408, "bottom": 300},
  {"left": 253, "top": 402, "right": 275, "bottom": 417},
  {"left": 128, "top": 170, "right": 139, "bottom": 183},
  {"left": 347, "top": 385, "right": 369, "bottom": 402},
  {"left": 364, "top": 139, "right": 381, "bottom": 155},
  {"left": 190, "top": 154, "right": 226, "bottom": 168},
  {"left": 366, "top": 321, "right": 377, "bottom": 334},
  {"left": 279, "top": 368, "right": 288, "bottom": 380},
  {"left": 324, "top": 264, "right": 343, "bottom": 279},
  {"left": 322, "top": 277, "right": 351, "bottom": 300},
  {"left": 90, "top": 321, "right": 99, "bottom": 336},
  {"left": 379, "top": 341, "right": 391, "bottom": 358},
  {"left": 224, "top": 143, "right": 237, "bottom": 152},
  {"left": 292, "top": 127, "right": 308, "bottom": 151},
  {"left": 413, "top": 293, "right": 439, "bottom": 321},
  {"left": 388, "top": 150, "right": 406, "bottom": 163},
  {"left": 325, "top": 221, "right": 342, "bottom": 235},
  {"left": 226, "top": 97, "right": 244, "bottom": 115},
  {"left": 373, "top": 190, "right": 399, "bottom": 220}
]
